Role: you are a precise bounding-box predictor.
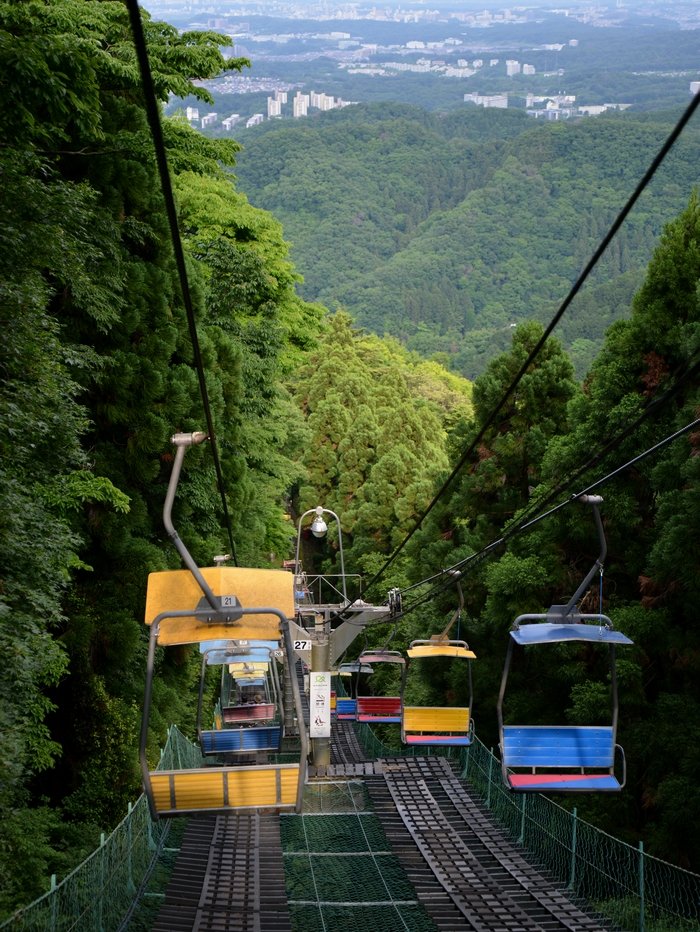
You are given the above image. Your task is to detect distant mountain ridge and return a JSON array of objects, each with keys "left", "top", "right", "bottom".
[{"left": 234, "top": 103, "right": 700, "bottom": 377}]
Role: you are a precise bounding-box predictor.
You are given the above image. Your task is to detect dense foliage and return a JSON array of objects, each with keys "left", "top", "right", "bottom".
[
  {"left": 2, "top": 0, "right": 700, "bottom": 919},
  {"left": 291, "top": 312, "right": 472, "bottom": 569},
  {"left": 0, "top": 0, "right": 321, "bottom": 914},
  {"left": 235, "top": 103, "right": 700, "bottom": 378},
  {"left": 393, "top": 197, "right": 700, "bottom": 865}
]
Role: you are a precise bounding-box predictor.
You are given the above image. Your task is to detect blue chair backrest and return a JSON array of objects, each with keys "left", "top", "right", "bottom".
[
  {"left": 201, "top": 726, "right": 281, "bottom": 754},
  {"left": 336, "top": 698, "right": 357, "bottom": 716},
  {"left": 502, "top": 725, "right": 615, "bottom": 769}
]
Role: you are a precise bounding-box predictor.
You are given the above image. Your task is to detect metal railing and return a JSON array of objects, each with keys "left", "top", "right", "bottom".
[
  {"left": 7, "top": 724, "right": 700, "bottom": 932},
  {"left": 462, "top": 737, "right": 700, "bottom": 932},
  {"left": 295, "top": 574, "right": 362, "bottom": 606},
  {"left": 0, "top": 726, "right": 202, "bottom": 931},
  {"left": 356, "top": 725, "right": 700, "bottom": 932}
]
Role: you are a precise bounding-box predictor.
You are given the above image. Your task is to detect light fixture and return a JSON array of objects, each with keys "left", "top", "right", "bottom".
[
  {"left": 311, "top": 514, "right": 328, "bottom": 538},
  {"left": 294, "top": 504, "right": 347, "bottom": 603}
]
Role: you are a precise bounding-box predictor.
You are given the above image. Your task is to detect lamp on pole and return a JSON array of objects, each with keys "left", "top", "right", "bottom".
[
  {"left": 294, "top": 505, "right": 348, "bottom": 769},
  {"left": 294, "top": 505, "right": 348, "bottom": 604}
]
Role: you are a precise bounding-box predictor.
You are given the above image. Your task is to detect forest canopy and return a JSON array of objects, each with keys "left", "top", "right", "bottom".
[
  {"left": 1, "top": 0, "right": 700, "bottom": 920},
  {"left": 234, "top": 103, "right": 700, "bottom": 378}
]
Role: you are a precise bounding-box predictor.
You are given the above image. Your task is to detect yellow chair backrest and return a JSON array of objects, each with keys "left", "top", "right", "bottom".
[
  {"left": 145, "top": 567, "right": 293, "bottom": 645},
  {"left": 228, "top": 661, "right": 269, "bottom": 676},
  {"left": 149, "top": 765, "right": 299, "bottom": 814},
  {"left": 403, "top": 706, "right": 470, "bottom": 734}
]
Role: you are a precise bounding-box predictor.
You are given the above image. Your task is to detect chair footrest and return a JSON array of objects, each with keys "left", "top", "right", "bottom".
[
  {"left": 358, "top": 715, "right": 401, "bottom": 723},
  {"left": 404, "top": 735, "right": 473, "bottom": 746},
  {"left": 508, "top": 773, "right": 622, "bottom": 792}
]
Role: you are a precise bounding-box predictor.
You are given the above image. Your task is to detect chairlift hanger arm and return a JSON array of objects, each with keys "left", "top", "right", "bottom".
[
  {"left": 437, "top": 569, "right": 464, "bottom": 641},
  {"left": 163, "top": 432, "right": 219, "bottom": 611},
  {"left": 561, "top": 494, "right": 606, "bottom": 617}
]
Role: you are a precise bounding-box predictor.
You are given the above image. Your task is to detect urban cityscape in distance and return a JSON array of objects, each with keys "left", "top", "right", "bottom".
[{"left": 142, "top": 0, "right": 700, "bottom": 131}]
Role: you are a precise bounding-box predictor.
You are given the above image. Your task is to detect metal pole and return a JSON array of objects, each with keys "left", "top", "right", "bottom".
[
  {"left": 519, "top": 794, "right": 526, "bottom": 845},
  {"left": 562, "top": 495, "right": 607, "bottom": 615},
  {"left": 568, "top": 807, "right": 578, "bottom": 890},
  {"left": 487, "top": 751, "right": 493, "bottom": 808},
  {"left": 284, "top": 646, "right": 297, "bottom": 735},
  {"left": 196, "top": 653, "right": 207, "bottom": 736},
  {"left": 639, "top": 840, "right": 645, "bottom": 932},
  {"left": 294, "top": 507, "right": 315, "bottom": 573},
  {"left": 279, "top": 613, "right": 309, "bottom": 811},
  {"left": 127, "top": 802, "right": 135, "bottom": 894},
  {"left": 311, "top": 636, "right": 331, "bottom": 767},
  {"left": 139, "top": 623, "right": 159, "bottom": 819},
  {"left": 50, "top": 875, "right": 57, "bottom": 932},
  {"left": 98, "top": 832, "right": 105, "bottom": 932},
  {"left": 462, "top": 743, "right": 470, "bottom": 780},
  {"left": 323, "top": 508, "right": 348, "bottom": 603}
]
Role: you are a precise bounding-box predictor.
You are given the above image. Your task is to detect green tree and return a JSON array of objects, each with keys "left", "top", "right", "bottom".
[
  {"left": 552, "top": 193, "right": 700, "bottom": 864},
  {"left": 292, "top": 312, "right": 469, "bottom": 567},
  {"left": 0, "top": 0, "right": 260, "bottom": 910},
  {"left": 403, "top": 322, "right": 577, "bottom": 740},
  {"left": 479, "top": 194, "right": 700, "bottom": 862},
  {"left": 174, "top": 168, "right": 324, "bottom": 563}
]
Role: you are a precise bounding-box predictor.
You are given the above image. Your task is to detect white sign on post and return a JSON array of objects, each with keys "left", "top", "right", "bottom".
[{"left": 309, "top": 671, "right": 331, "bottom": 738}]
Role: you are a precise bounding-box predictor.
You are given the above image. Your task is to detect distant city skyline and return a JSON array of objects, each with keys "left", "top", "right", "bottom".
[
  {"left": 152, "top": 0, "right": 699, "bottom": 129},
  {"left": 142, "top": 0, "right": 699, "bottom": 18}
]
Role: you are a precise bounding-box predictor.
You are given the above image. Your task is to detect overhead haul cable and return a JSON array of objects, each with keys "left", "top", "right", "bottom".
[
  {"left": 126, "top": 0, "right": 238, "bottom": 564},
  {"left": 359, "top": 87, "right": 700, "bottom": 602},
  {"left": 328, "top": 374, "right": 700, "bottom": 631},
  {"left": 400, "top": 352, "right": 700, "bottom": 597},
  {"left": 397, "top": 415, "right": 700, "bottom": 621}
]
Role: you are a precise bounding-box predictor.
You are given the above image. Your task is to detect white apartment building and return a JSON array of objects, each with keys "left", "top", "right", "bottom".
[
  {"left": 523, "top": 64, "right": 536, "bottom": 75},
  {"left": 464, "top": 93, "right": 508, "bottom": 109},
  {"left": 185, "top": 107, "right": 199, "bottom": 122},
  {"left": 506, "top": 60, "right": 521, "bottom": 76},
  {"left": 246, "top": 113, "right": 264, "bottom": 128},
  {"left": 267, "top": 97, "right": 282, "bottom": 118},
  {"left": 221, "top": 114, "right": 241, "bottom": 130},
  {"left": 201, "top": 113, "right": 217, "bottom": 127},
  {"left": 310, "top": 91, "right": 336, "bottom": 110},
  {"left": 293, "top": 93, "right": 309, "bottom": 118},
  {"left": 691, "top": 81, "right": 700, "bottom": 95}
]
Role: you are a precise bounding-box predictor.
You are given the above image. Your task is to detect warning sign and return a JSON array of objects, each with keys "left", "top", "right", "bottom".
[{"left": 309, "top": 671, "right": 331, "bottom": 738}]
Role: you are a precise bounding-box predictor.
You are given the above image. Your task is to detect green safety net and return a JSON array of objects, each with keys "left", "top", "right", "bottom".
[
  {"left": 356, "top": 726, "right": 700, "bottom": 932},
  {"left": 460, "top": 737, "right": 700, "bottom": 932},
  {"left": 0, "top": 726, "right": 202, "bottom": 932},
  {"left": 5, "top": 722, "right": 700, "bottom": 932},
  {"left": 284, "top": 780, "right": 437, "bottom": 932}
]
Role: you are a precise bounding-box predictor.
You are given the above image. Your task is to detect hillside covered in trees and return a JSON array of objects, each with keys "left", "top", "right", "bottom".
[
  {"left": 234, "top": 103, "right": 700, "bottom": 377},
  {"left": 1, "top": 0, "right": 700, "bottom": 920}
]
